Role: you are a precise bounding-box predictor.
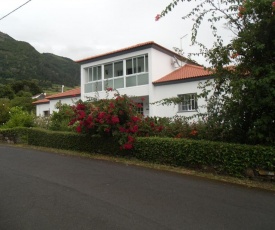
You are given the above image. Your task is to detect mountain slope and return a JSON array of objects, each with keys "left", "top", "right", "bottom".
[{"left": 0, "top": 32, "right": 80, "bottom": 87}]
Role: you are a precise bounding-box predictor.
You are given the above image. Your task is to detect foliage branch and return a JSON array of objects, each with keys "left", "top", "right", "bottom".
[{"left": 156, "top": 0, "right": 275, "bottom": 145}]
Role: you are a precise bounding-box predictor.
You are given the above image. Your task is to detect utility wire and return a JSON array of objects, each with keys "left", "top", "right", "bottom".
[{"left": 0, "top": 0, "right": 32, "bottom": 21}]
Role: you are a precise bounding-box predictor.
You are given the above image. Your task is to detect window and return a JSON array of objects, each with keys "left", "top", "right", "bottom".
[
  {"left": 114, "top": 61, "right": 123, "bottom": 77},
  {"left": 136, "top": 103, "right": 143, "bottom": 115},
  {"left": 86, "top": 65, "right": 103, "bottom": 93},
  {"left": 178, "top": 94, "right": 198, "bottom": 112},
  {"left": 104, "top": 64, "right": 113, "bottom": 79},
  {"left": 43, "top": 110, "right": 50, "bottom": 116},
  {"left": 126, "top": 55, "right": 148, "bottom": 76},
  {"left": 84, "top": 54, "right": 149, "bottom": 93},
  {"left": 89, "top": 66, "right": 102, "bottom": 81},
  {"left": 125, "top": 55, "right": 149, "bottom": 87},
  {"left": 103, "top": 61, "right": 124, "bottom": 90}
]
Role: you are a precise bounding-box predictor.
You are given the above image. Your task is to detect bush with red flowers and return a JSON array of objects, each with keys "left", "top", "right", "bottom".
[{"left": 69, "top": 89, "right": 143, "bottom": 150}]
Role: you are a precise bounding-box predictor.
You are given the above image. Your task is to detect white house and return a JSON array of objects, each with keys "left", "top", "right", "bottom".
[
  {"left": 76, "top": 41, "right": 212, "bottom": 118},
  {"left": 33, "top": 88, "right": 81, "bottom": 116}
]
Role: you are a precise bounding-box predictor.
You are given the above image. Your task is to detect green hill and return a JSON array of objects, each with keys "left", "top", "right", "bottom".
[{"left": 0, "top": 32, "right": 80, "bottom": 87}]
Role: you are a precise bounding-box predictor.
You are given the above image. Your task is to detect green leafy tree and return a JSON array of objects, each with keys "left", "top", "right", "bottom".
[
  {"left": 10, "top": 80, "right": 42, "bottom": 96},
  {"left": 10, "top": 92, "right": 34, "bottom": 113},
  {"left": 0, "top": 84, "right": 14, "bottom": 99},
  {"left": 158, "top": 0, "right": 275, "bottom": 145}
]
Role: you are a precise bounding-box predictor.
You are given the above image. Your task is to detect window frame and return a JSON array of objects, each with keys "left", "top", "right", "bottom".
[
  {"left": 84, "top": 54, "right": 149, "bottom": 93},
  {"left": 178, "top": 93, "right": 198, "bottom": 112}
]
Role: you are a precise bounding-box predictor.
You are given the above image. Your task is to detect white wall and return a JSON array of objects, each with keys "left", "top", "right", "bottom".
[
  {"left": 148, "top": 48, "right": 180, "bottom": 116},
  {"left": 151, "top": 79, "right": 212, "bottom": 118},
  {"left": 49, "top": 96, "right": 81, "bottom": 114},
  {"left": 35, "top": 103, "right": 50, "bottom": 116},
  {"left": 150, "top": 48, "right": 178, "bottom": 82}
]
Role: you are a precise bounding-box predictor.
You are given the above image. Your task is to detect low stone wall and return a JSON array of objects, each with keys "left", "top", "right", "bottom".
[{"left": 0, "top": 133, "right": 16, "bottom": 144}]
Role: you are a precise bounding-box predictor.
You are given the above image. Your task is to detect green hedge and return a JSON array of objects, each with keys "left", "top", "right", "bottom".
[
  {"left": 27, "top": 128, "right": 121, "bottom": 155},
  {"left": 1, "top": 128, "right": 274, "bottom": 178},
  {"left": 0, "top": 127, "right": 29, "bottom": 144},
  {"left": 134, "top": 137, "right": 275, "bottom": 177}
]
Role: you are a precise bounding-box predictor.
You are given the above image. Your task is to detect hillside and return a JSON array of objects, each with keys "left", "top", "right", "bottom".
[{"left": 0, "top": 32, "right": 80, "bottom": 87}]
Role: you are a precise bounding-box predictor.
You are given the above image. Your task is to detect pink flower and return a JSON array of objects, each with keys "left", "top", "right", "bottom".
[
  {"left": 130, "top": 125, "right": 138, "bottom": 133},
  {"left": 127, "top": 135, "right": 135, "bottom": 143},
  {"left": 119, "top": 127, "right": 127, "bottom": 133},
  {"left": 111, "top": 116, "right": 120, "bottom": 124},
  {"left": 78, "top": 110, "right": 86, "bottom": 119},
  {"left": 68, "top": 118, "right": 76, "bottom": 126},
  {"left": 76, "top": 103, "right": 86, "bottom": 110},
  {"left": 131, "top": 116, "right": 140, "bottom": 122},
  {"left": 123, "top": 143, "right": 133, "bottom": 150},
  {"left": 109, "top": 102, "right": 115, "bottom": 109},
  {"left": 272, "top": 1, "right": 275, "bottom": 8},
  {"left": 155, "top": 14, "right": 161, "bottom": 21},
  {"left": 98, "top": 112, "right": 106, "bottom": 119},
  {"left": 157, "top": 126, "right": 164, "bottom": 132},
  {"left": 76, "top": 126, "right": 82, "bottom": 133},
  {"left": 106, "top": 87, "right": 113, "bottom": 91}
]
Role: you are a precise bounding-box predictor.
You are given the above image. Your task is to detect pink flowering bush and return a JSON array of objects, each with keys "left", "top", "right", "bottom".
[{"left": 69, "top": 89, "right": 143, "bottom": 150}]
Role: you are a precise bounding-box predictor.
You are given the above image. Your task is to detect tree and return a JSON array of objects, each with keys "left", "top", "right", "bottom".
[
  {"left": 0, "top": 84, "right": 14, "bottom": 99},
  {"left": 157, "top": 0, "right": 275, "bottom": 145},
  {"left": 10, "top": 80, "right": 42, "bottom": 96}
]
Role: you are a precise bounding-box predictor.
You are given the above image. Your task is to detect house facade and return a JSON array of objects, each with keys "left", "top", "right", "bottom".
[
  {"left": 77, "top": 41, "right": 212, "bottom": 118},
  {"left": 33, "top": 88, "right": 81, "bottom": 116}
]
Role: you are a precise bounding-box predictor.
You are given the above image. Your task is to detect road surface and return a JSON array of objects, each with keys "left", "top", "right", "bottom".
[{"left": 0, "top": 145, "right": 274, "bottom": 230}]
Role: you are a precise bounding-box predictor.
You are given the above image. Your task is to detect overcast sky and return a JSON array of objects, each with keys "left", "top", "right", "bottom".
[{"left": 0, "top": 0, "right": 234, "bottom": 65}]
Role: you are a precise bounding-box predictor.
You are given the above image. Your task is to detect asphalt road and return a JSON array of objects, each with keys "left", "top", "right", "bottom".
[{"left": 0, "top": 145, "right": 275, "bottom": 230}]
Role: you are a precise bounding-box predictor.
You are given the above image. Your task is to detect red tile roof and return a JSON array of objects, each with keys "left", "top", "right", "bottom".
[
  {"left": 32, "top": 98, "right": 49, "bottom": 105},
  {"left": 45, "top": 88, "right": 81, "bottom": 99},
  {"left": 153, "top": 64, "right": 212, "bottom": 84},
  {"left": 76, "top": 41, "right": 187, "bottom": 64}
]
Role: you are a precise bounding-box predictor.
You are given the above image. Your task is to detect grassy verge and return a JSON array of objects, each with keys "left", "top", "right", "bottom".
[{"left": 4, "top": 143, "right": 275, "bottom": 193}]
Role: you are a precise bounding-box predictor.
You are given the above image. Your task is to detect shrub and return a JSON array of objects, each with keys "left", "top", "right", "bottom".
[
  {"left": 0, "top": 127, "right": 29, "bottom": 144},
  {"left": 0, "top": 99, "right": 10, "bottom": 125},
  {"left": 27, "top": 128, "right": 121, "bottom": 154},
  {"left": 3, "top": 107, "right": 34, "bottom": 128},
  {"left": 69, "top": 89, "right": 143, "bottom": 150},
  {"left": 134, "top": 137, "right": 275, "bottom": 177},
  {"left": 49, "top": 102, "right": 75, "bottom": 131},
  {"left": 33, "top": 115, "right": 52, "bottom": 129}
]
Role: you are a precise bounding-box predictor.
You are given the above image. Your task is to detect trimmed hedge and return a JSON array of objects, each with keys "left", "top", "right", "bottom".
[
  {"left": 27, "top": 128, "right": 121, "bottom": 155},
  {"left": 1, "top": 128, "right": 274, "bottom": 178},
  {"left": 134, "top": 137, "right": 275, "bottom": 177},
  {"left": 0, "top": 127, "right": 29, "bottom": 144}
]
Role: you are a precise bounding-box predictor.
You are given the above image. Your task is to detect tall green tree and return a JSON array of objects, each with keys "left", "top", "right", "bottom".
[{"left": 158, "top": 0, "right": 275, "bottom": 145}]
